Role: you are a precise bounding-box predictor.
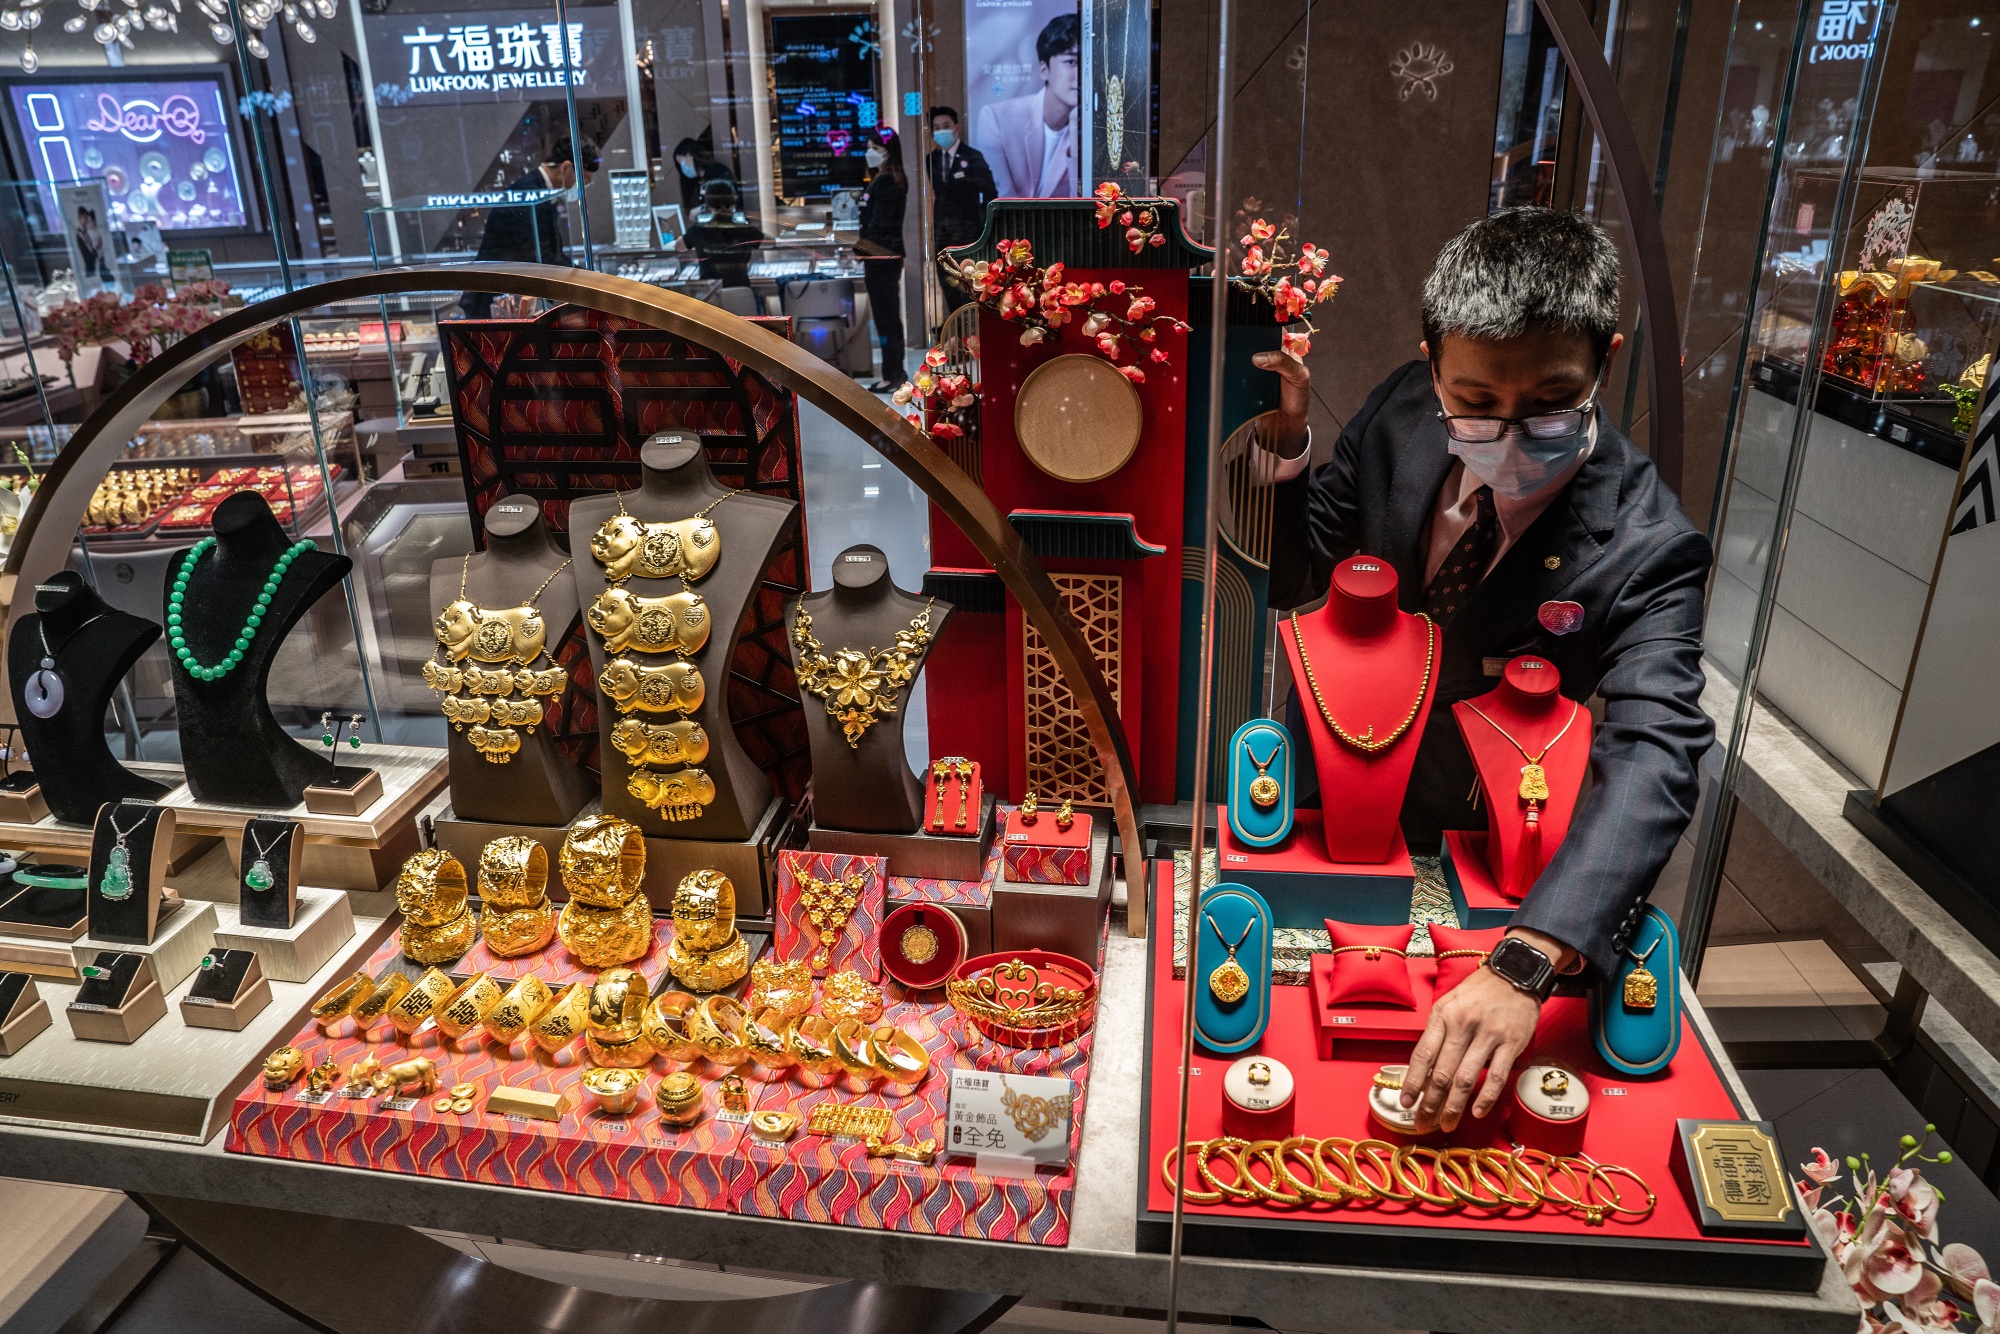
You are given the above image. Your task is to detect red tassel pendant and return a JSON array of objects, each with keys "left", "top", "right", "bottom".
[{"left": 1507, "top": 799, "right": 1543, "bottom": 900}]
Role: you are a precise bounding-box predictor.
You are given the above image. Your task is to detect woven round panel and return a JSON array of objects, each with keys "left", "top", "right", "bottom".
[{"left": 1013, "top": 354, "right": 1144, "bottom": 483}]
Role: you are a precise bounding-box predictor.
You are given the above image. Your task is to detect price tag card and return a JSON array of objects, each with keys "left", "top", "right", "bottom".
[{"left": 943, "top": 1069, "right": 1072, "bottom": 1166}]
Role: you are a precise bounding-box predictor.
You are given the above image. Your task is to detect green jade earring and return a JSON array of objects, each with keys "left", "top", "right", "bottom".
[{"left": 168, "top": 536, "right": 318, "bottom": 682}]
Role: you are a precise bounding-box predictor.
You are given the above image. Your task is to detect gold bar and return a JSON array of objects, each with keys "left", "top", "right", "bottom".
[{"left": 486, "top": 1085, "right": 565, "bottom": 1122}]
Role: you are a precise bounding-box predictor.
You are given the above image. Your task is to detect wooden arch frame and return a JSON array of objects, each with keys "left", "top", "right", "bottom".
[{"left": 1, "top": 264, "right": 1144, "bottom": 912}]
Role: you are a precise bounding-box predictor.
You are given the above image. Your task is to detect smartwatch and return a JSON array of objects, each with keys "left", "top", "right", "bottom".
[{"left": 1487, "top": 936, "right": 1559, "bottom": 1002}]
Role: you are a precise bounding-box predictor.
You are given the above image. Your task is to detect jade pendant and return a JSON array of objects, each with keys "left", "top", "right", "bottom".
[
  {"left": 245, "top": 858, "right": 275, "bottom": 892},
  {"left": 99, "top": 846, "right": 133, "bottom": 901}
]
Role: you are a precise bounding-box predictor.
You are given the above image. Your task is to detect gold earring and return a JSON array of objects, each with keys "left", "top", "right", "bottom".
[
  {"left": 1021, "top": 790, "right": 1040, "bottom": 824},
  {"left": 1055, "top": 798, "right": 1074, "bottom": 831}
]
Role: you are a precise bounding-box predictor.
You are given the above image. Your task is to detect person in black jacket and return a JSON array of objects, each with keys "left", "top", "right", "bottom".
[
  {"left": 670, "top": 135, "right": 736, "bottom": 223},
  {"left": 926, "top": 106, "right": 996, "bottom": 315},
  {"left": 460, "top": 135, "right": 599, "bottom": 319},
  {"left": 858, "top": 129, "right": 909, "bottom": 391},
  {"left": 684, "top": 177, "right": 764, "bottom": 289},
  {"left": 1257, "top": 207, "right": 1713, "bottom": 1136}
]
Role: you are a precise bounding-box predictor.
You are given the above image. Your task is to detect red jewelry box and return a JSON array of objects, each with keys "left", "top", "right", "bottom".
[{"left": 1001, "top": 807, "right": 1093, "bottom": 885}]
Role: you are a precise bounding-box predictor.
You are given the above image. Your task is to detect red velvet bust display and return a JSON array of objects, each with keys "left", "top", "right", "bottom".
[
  {"left": 1282, "top": 556, "right": 1439, "bottom": 863},
  {"left": 1451, "top": 655, "right": 1591, "bottom": 900}
]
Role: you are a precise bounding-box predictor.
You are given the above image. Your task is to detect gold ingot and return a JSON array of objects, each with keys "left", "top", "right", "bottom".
[
  {"left": 671, "top": 868, "right": 736, "bottom": 952},
  {"left": 386, "top": 968, "right": 455, "bottom": 1036},
  {"left": 831, "top": 1019, "right": 879, "bottom": 1092},
  {"left": 558, "top": 814, "right": 647, "bottom": 909},
  {"left": 750, "top": 1109, "right": 800, "bottom": 1142},
  {"left": 656, "top": 1071, "right": 704, "bottom": 1128},
  {"left": 870, "top": 1026, "right": 933, "bottom": 1096},
  {"left": 744, "top": 1008, "right": 796, "bottom": 1082},
  {"left": 529, "top": 982, "right": 589, "bottom": 1054},
  {"left": 401, "top": 906, "right": 478, "bottom": 965},
  {"left": 820, "top": 970, "right": 884, "bottom": 1026},
  {"left": 310, "top": 971, "right": 376, "bottom": 1028},
  {"left": 686, "top": 994, "right": 748, "bottom": 1068},
  {"left": 786, "top": 1015, "right": 841, "bottom": 1088},
  {"left": 584, "top": 1030, "right": 655, "bottom": 1069},
  {"left": 483, "top": 974, "right": 556, "bottom": 1045},
  {"left": 487, "top": 1085, "right": 566, "bottom": 1122},
  {"left": 666, "top": 930, "right": 749, "bottom": 994},
  {"left": 586, "top": 967, "right": 651, "bottom": 1045},
  {"left": 262, "top": 1045, "right": 306, "bottom": 1089},
  {"left": 482, "top": 901, "right": 556, "bottom": 958},
  {"left": 748, "top": 958, "right": 814, "bottom": 1020},
  {"left": 434, "top": 972, "right": 504, "bottom": 1041},
  {"left": 394, "top": 848, "right": 470, "bottom": 927},
  {"left": 477, "top": 837, "right": 550, "bottom": 911},
  {"left": 557, "top": 895, "right": 654, "bottom": 969},
  {"left": 581, "top": 1066, "right": 643, "bottom": 1116},
  {"left": 641, "top": 991, "right": 703, "bottom": 1064},
  {"left": 351, "top": 971, "right": 414, "bottom": 1030}
]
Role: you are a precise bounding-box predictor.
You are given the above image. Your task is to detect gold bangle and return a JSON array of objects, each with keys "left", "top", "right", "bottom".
[
  {"left": 351, "top": 971, "right": 413, "bottom": 1029},
  {"left": 386, "top": 967, "right": 455, "bottom": 1035},
  {"left": 665, "top": 930, "right": 750, "bottom": 993},
  {"left": 401, "top": 906, "right": 478, "bottom": 965},
  {"left": 1315, "top": 1138, "right": 1373, "bottom": 1204},
  {"left": 394, "top": 848, "right": 470, "bottom": 927},
  {"left": 483, "top": 974, "right": 555, "bottom": 1045},
  {"left": 1196, "top": 1137, "right": 1257, "bottom": 1201},
  {"left": 310, "top": 971, "right": 377, "bottom": 1028},
  {"left": 1160, "top": 1141, "right": 1225, "bottom": 1205},
  {"left": 686, "top": 994, "right": 748, "bottom": 1067},
  {"left": 643, "top": 991, "right": 703, "bottom": 1064},
  {"left": 820, "top": 970, "right": 884, "bottom": 1026},
  {"left": 1274, "top": 1137, "right": 1347, "bottom": 1204},
  {"left": 477, "top": 836, "right": 550, "bottom": 910},
  {"left": 587, "top": 967, "right": 652, "bottom": 1044},
  {"left": 748, "top": 957, "right": 814, "bottom": 1020},
  {"left": 1351, "top": 1140, "right": 1413, "bottom": 1203},
  {"left": 1472, "top": 1147, "right": 1540, "bottom": 1208},
  {"left": 580, "top": 1065, "right": 642, "bottom": 1116},
  {"left": 434, "top": 972, "right": 504, "bottom": 1040},
  {"left": 1583, "top": 1161, "right": 1656, "bottom": 1219},
  {"left": 482, "top": 901, "right": 556, "bottom": 958},
  {"left": 1237, "top": 1140, "right": 1305, "bottom": 1207},
  {"left": 1433, "top": 1147, "right": 1507, "bottom": 1212},
  {"left": 786, "top": 1014, "right": 840, "bottom": 1087},
  {"left": 585, "top": 1029, "right": 655, "bottom": 1069},
  {"left": 671, "top": 868, "right": 738, "bottom": 952},
  {"left": 558, "top": 814, "right": 647, "bottom": 908},
  {"left": 868, "top": 1026, "right": 932, "bottom": 1095},
  {"left": 556, "top": 895, "right": 655, "bottom": 968},
  {"left": 1392, "top": 1146, "right": 1459, "bottom": 1207},
  {"left": 830, "top": 1019, "right": 878, "bottom": 1092},
  {"left": 743, "top": 1009, "right": 796, "bottom": 1081},
  {"left": 530, "top": 982, "right": 589, "bottom": 1053}
]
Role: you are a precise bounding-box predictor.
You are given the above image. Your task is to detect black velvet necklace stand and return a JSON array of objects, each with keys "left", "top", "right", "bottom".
[
  {"left": 8, "top": 571, "right": 169, "bottom": 825},
  {"left": 162, "top": 491, "right": 354, "bottom": 808},
  {"left": 569, "top": 435, "right": 798, "bottom": 841},
  {"left": 237, "top": 817, "right": 303, "bottom": 929},
  {"left": 792, "top": 545, "right": 952, "bottom": 834},
  {"left": 430, "top": 495, "right": 591, "bottom": 826}
]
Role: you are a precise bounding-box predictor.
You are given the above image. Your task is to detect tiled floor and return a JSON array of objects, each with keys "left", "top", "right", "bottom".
[{"left": 1698, "top": 939, "right": 1887, "bottom": 1043}]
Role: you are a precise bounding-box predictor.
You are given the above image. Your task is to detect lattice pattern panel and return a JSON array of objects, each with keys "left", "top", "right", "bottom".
[
  {"left": 438, "top": 306, "right": 810, "bottom": 803},
  {"left": 1022, "top": 574, "right": 1123, "bottom": 803}
]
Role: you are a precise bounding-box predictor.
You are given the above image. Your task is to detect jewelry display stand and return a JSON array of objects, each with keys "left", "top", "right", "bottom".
[
  {"left": 6, "top": 572, "right": 172, "bottom": 825},
  {"left": 0, "top": 972, "right": 51, "bottom": 1054},
  {"left": 990, "top": 806, "right": 1113, "bottom": 964},
  {"left": 812, "top": 794, "right": 998, "bottom": 883},
  {"left": 235, "top": 817, "right": 304, "bottom": 929},
  {"left": 73, "top": 802, "right": 215, "bottom": 992},
  {"left": 212, "top": 887, "right": 354, "bottom": 984},
  {"left": 179, "top": 948, "right": 272, "bottom": 1032},
  {"left": 427, "top": 495, "right": 590, "bottom": 826},
  {"left": 65, "top": 952, "right": 166, "bottom": 1045},
  {"left": 162, "top": 491, "right": 356, "bottom": 809},
  {"left": 569, "top": 435, "right": 798, "bottom": 843},
  {"left": 1443, "top": 655, "right": 1592, "bottom": 922}
]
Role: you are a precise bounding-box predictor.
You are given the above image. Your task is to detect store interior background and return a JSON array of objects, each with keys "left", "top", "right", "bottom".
[{"left": 0, "top": 0, "right": 1989, "bottom": 1324}]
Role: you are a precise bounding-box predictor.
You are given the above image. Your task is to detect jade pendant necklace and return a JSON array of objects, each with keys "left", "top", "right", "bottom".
[
  {"left": 168, "top": 536, "right": 318, "bottom": 682},
  {"left": 99, "top": 807, "right": 147, "bottom": 901},
  {"left": 244, "top": 826, "right": 285, "bottom": 893}
]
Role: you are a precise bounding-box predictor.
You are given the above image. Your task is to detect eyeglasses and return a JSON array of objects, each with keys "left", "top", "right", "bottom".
[{"left": 1435, "top": 370, "right": 1605, "bottom": 445}]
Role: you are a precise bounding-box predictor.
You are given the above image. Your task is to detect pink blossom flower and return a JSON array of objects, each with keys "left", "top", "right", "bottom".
[
  {"left": 1247, "top": 218, "right": 1276, "bottom": 241},
  {"left": 1297, "top": 243, "right": 1328, "bottom": 276},
  {"left": 1149, "top": 347, "right": 1169, "bottom": 363},
  {"left": 1109, "top": 280, "right": 1125, "bottom": 294},
  {"left": 1126, "top": 296, "right": 1155, "bottom": 321},
  {"left": 1095, "top": 332, "right": 1120, "bottom": 357},
  {"left": 1116, "top": 364, "right": 1145, "bottom": 384},
  {"left": 1944, "top": 1242, "right": 1991, "bottom": 1299},
  {"left": 1241, "top": 245, "right": 1269, "bottom": 277},
  {"left": 929, "top": 421, "right": 964, "bottom": 440},
  {"left": 1889, "top": 1168, "right": 1941, "bottom": 1241},
  {"left": 1282, "top": 330, "right": 1312, "bottom": 357},
  {"left": 1018, "top": 327, "right": 1045, "bottom": 346},
  {"left": 1804, "top": 1149, "right": 1843, "bottom": 1184}
]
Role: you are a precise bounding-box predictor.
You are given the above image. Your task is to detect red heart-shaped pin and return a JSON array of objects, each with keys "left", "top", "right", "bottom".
[{"left": 1538, "top": 600, "right": 1584, "bottom": 635}]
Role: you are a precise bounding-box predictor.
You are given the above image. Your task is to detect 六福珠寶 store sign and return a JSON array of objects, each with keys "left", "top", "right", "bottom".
[{"left": 363, "top": 8, "right": 618, "bottom": 105}]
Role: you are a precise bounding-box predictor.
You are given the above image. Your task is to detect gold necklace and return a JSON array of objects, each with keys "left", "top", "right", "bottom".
[
  {"left": 1288, "top": 612, "right": 1437, "bottom": 754},
  {"left": 795, "top": 868, "right": 866, "bottom": 969},
  {"left": 1242, "top": 731, "right": 1283, "bottom": 808},
  {"left": 1205, "top": 914, "right": 1255, "bottom": 1003},
  {"left": 425, "top": 556, "right": 571, "bottom": 763},
  {"left": 792, "top": 597, "right": 937, "bottom": 748},
  {"left": 1460, "top": 699, "right": 1582, "bottom": 803},
  {"left": 589, "top": 489, "right": 743, "bottom": 584}
]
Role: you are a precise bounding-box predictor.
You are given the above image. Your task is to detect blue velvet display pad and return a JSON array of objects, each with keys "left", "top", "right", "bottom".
[
  {"left": 1226, "top": 719, "right": 1293, "bottom": 849},
  {"left": 1191, "top": 883, "right": 1272, "bottom": 1055},
  {"left": 1591, "top": 903, "right": 1682, "bottom": 1077},
  {"left": 1438, "top": 835, "right": 1518, "bottom": 931}
]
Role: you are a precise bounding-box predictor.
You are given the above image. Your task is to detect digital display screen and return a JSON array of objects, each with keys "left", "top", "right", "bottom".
[
  {"left": 7, "top": 76, "right": 249, "bottom": 232},
  {"left": 768, "top": 13, "right": 880, "bottom": 199}
]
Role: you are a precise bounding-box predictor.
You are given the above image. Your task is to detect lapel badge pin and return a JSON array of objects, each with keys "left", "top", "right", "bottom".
[
  {"left": 1544, "top": 555, "right": 1562, "bottom": 570},
  {"left": 1538, "top": 600, "right": 1584, "bottom": 635}
]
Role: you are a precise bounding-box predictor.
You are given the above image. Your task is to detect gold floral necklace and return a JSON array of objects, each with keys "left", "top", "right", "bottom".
[
  {"left": 792, "top": 597, "right": 936, "bottom": 748},
  {"left": 424, "top": 555, "right": 571, "bottom": 764}
]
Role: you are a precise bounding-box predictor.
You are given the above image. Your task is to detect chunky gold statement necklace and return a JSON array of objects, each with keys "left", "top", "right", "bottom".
[
  {"left": 1288, "top": 612, "right": 1437, "bottom": 755},
  {"left": 425, "top": 556, "right": 571, "bottom": 763},
  {"left": 793, "top": 598, "right": 936, "bottom": 747}
]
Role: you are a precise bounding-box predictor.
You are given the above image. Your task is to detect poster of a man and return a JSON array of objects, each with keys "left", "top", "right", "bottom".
[{"left": 968, "top": 9, "right": 1079, "bottom": 199}]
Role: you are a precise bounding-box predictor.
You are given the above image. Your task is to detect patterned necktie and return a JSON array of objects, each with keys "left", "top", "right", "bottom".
[{"left": 1423, "top": 485, "right": 1497, "bottom": 624}]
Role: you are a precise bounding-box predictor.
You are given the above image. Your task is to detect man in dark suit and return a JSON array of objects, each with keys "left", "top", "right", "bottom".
[
  {"left": 1259, "top": 207, "right": 1713, "bottom": 1135},
  {"left": 461, "top": 135, "right": 599, "bottom": 318},
  {"left": 926, "top": 106, "right": 996, "bottom": 315}
]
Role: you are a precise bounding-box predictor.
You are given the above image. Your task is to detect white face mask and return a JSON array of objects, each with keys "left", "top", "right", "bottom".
[
  {"left": 676, "top": 157, "right": 696, "bottom": 178},
  {"left": 865, "top": 146, "right": 887, "bottom": 168},
  {"left": 1445, "top": 417, "right": 1595, "bottom": 500}
]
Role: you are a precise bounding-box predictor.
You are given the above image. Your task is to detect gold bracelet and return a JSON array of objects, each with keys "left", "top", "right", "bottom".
[
  {"left": 671, "top": 869, "right": 738, "bottom": 952},
  {"left": 820, "top": 970, "right": 884, "bottom": 1026},
  {"left": 310, "top": 971, "right": 376, "bottom": 1028},
  {"left": 558, "top": 814, "right": 647, "bottom": 908},
  {"left": 1160, "top": 1141, "right": 1225, "bottom": 1205},
  {"left": 434, "top": 972, "right": 504, "bottom": 1040},
  {"left": 748, "top": 957, "right": 814, "bottom": 1020},
  {"left": 686, "top": 994, "right": 748, "bottom": 1067},
  {"left": 557, "top": 894, "right": 655, "bottom": 968},
  {"left": 351, "top": 971, "right": 414, "bottom": 1030},
  {"left": 786, "top": 1014, "right": 840, "bottom": 1087},
  {"left": 477, "top": 836, "right": 550, "bottom": 911},
  {"left": 482, "top": 901, "right": 556, "bottom": 958},
  {"left": 394, "top": 848, "right": 470, "bottom": 927},
  {"left": 483, "top": 974, "right": 555, "bottom": 1045},
  {"left": 1196, "top": 1137, "right": 1258, "bottom": 1201},
  {"left": 869, "top": 1026, "right": 932, "bottom": 1095},
  {"left": 587, "top": 967, "right": 652, "bottom": 1044},
  {"left": 584, "top": 1029, "right": 654, "bottom": 1069},
  {"left": 642, "top": 991, "right": 703, "bottom": 1064},
  {"left": 1392, "top": 1146, "right": 1458, "bottom": 1207},
  {"left": 386, "top": 967, "right": 455, "bottom": 1035},
  {"left": 743, "top": 1009, "right": 796, "bottom": 1081},
  {"left": 530, "top": 981, "right": 589, "bottom": 1053},
  {"left": 401, "top": 906, "right": 477, "bottom": 965}
]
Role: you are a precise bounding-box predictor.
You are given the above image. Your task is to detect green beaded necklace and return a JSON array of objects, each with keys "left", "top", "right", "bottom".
[{"left": 167, "top": 536, "right": 318, "bottom": 682}]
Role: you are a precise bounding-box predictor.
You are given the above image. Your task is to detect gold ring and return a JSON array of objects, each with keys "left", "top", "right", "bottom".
[
  {"left": 831, "top": 1019, "right": 878, "bottom": 1092},
  {"left": 557, "top": 895, "right": 655, "bottom": 968},
  {"left": 394, "top": 848, "right": 471, "bottom": 927},
  {"left": 482, "top": 901, "right": 556, "bottom": 958},
  {"left": 750, "top": 1109, "right": 800, "bottom": 1142},
  {"left": 1540, "top": 1068, "right": 1571, "bottom": 1099},
  {"left": 477, "top": 837, "right": 550, "bottom": 911},
  {"left": 819, "top": 970, "right": 884, "bottom": 1026},
  {"left": 670, "top": 869, "right": 738, "bottom": 952},
  {"left": 581, "top": 1065, "right": 643, "bottom": 1116},
  {"left": 748, "top": 957, "right": 814, "bottom": 1020},
  {"left": 310, "top": 971, "right": 377, "bottom": 1028},
  {"left": 868, "top": 1026, "right": 932, "bottom": 1095},
  {"left": 642, "top": 991, "right": 703, "bottom": 1064},
  {"left": 482, "top": 974, "right": 555, "bottom": 1045},
  {"left": 743, "top": 1008, "right": 796, "bottom": 1081},
  {"left": 1247, "top": 1059, "right": 1273, "bottom": 1087},
  {"left": 434, "top": 972, "right": 504, "bottom": 1040},
  {"left": 387, "top": 967, "right": 456, "bottom": 1035},
  {"left": 401, "top": 905, "right": 478, "bottom": 965},
  {"left": 587, "top": 967, "right": 651, "bottom": 1044},
  {"left": 558, "top": 814, "right": 647, "bottom": 908},
  {"left": 351, "top": 972, "right": 414, "bottom": 1030},
  {"left": 686, "top": 994, "right": 748, "bottom": 1067},
  {"left": 529, "top": 982, "right": 589, "bottom": 1053}
]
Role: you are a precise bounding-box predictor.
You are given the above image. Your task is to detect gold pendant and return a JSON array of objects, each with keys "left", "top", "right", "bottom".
[
  {"left": 1248, "top": 774, "right": 1280, "bottom": 809},
  {"left": 1208, "top": 951, "right": 1250, "bottom": 1004},
  {"left": 1518, "top": 762, "right": 1550, "bottom": 802},
  {"left": 1623, "top": 963, "right": 1657, "bottom": 1010}
]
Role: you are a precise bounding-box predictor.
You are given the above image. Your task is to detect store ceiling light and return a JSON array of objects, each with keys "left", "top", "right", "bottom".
[{"left": 25, "top": 0, "right": 332, "bottom": 68}]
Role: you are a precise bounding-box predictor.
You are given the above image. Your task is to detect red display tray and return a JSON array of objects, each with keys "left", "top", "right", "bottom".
[
  {"left": 1307, "top": 950, "right": 1435, "bottom": 1047},
  {"left": 1139, "top": 863, "right": 1823, "bottom": 1289},
  {"left": 229, "top": 913, "right": 1103, "bottom": 1246},
  {"left": 1215, "top": 811, "right": 1416, "bottom": 929}
]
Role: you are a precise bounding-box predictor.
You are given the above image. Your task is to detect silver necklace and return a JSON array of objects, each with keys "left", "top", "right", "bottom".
[
  {"left": 26, "top": 613, "right": 107, "bottom": 720},
  {"left": 98, "top": 806, "right": 148, "bottom": 901},
  {"left": 243, "top": 825, "right": 285, "bottom": 893}
]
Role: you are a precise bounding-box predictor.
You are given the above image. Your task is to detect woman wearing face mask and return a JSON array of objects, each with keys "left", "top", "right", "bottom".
[
  {"left": 1257, "top": 207, "right": 1713, "bottom": 1144},
  {"left": 670, "top": 136, "right": 735, "bottom": 221},
  {"left": 857, "top": 130, "right": 908, "bottom": 392}
]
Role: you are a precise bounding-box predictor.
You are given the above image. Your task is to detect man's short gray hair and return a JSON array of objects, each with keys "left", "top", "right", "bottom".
[{"left": 1421, "top": 207, "right": 1621, "bottom": 363}]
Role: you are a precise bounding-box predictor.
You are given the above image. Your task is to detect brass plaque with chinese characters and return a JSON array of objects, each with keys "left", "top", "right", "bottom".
[{"left": 1675, "top": 1118, "right": 1807, "bottom": 1237}]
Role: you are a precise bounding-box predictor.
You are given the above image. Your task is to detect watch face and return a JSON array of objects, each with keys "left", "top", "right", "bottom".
[{"left": 1491, "top": 938, "right": 1553, "bottom": 993}]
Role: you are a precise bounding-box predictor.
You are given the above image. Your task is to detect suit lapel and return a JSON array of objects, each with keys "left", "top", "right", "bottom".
[{"left": 1386, "top": 396, "right": 1456, "bottom": 606}]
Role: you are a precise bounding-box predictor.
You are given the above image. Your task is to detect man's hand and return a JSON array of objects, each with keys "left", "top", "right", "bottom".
[
  {"left": 1250, "top": 349, "right": 1311, "bottom": 461},
  {"left": 1399, "top": 927, "right": 1575, "bottom": 1133}
]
